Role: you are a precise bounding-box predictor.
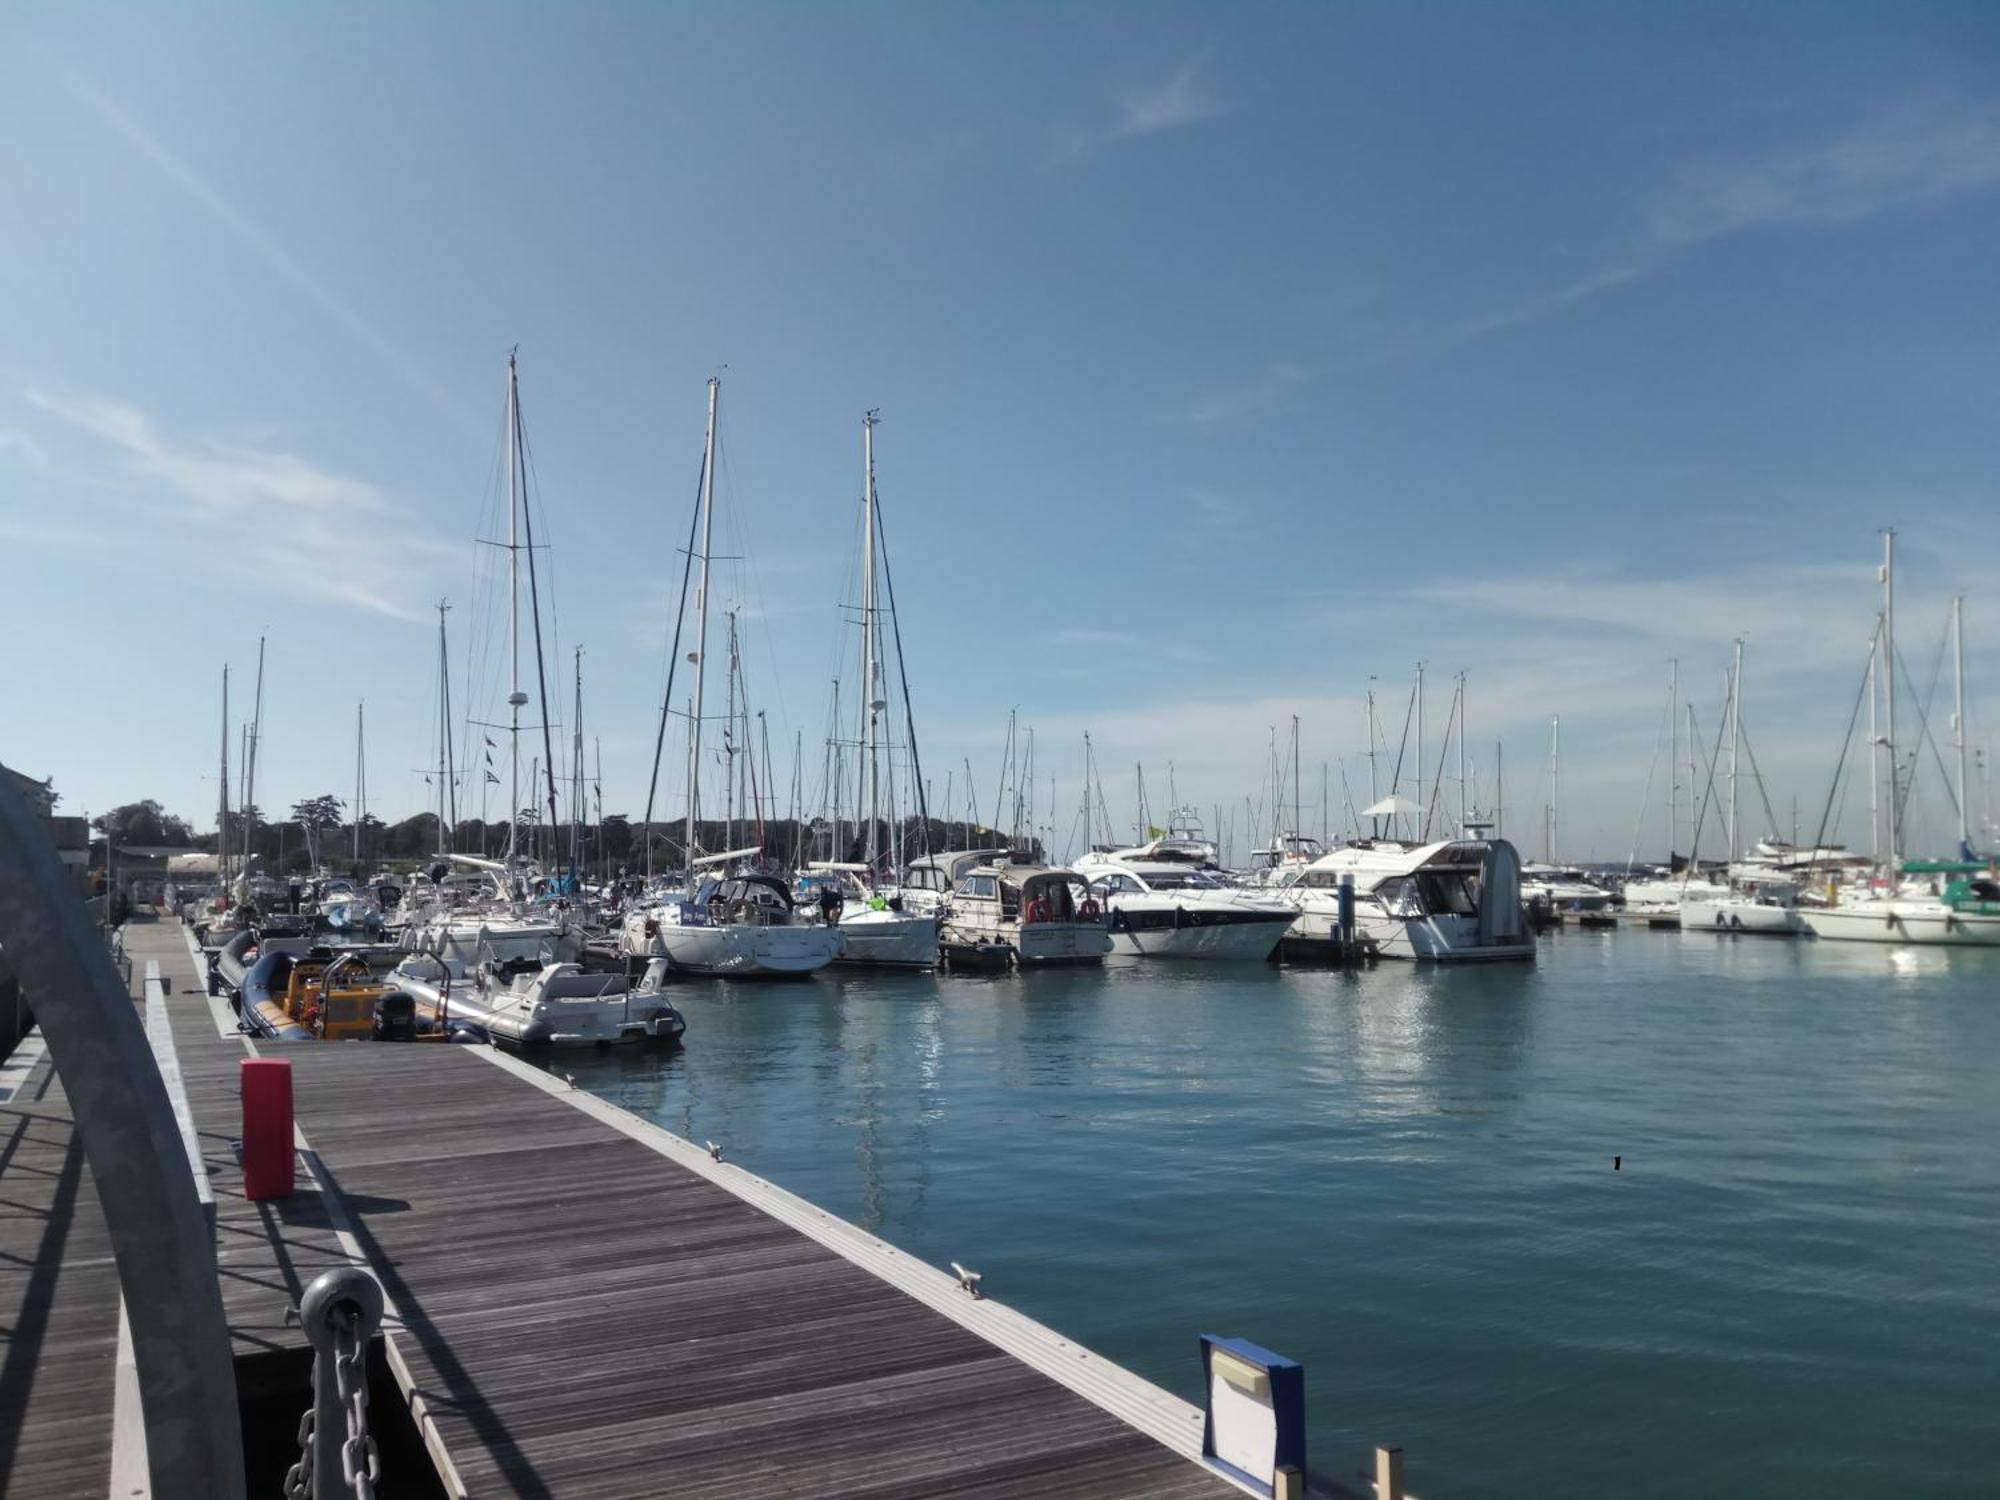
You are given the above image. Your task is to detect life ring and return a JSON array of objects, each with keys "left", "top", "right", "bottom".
[{"left": 1077, "top": 898, "right": 1100, "bottom": 919}]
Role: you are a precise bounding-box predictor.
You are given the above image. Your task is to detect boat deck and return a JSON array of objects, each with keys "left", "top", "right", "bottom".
[{"left": 2, "top": 916, "right": 1263, "bottom": 1498}]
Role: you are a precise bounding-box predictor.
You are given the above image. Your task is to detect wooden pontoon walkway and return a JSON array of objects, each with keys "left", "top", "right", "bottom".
[{"left": 3, "top": 917, "right": 1254, "bottom": 1498}]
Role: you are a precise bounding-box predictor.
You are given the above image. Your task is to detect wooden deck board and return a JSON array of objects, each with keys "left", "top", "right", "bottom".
[{"left": 8, "top": 919, "right": 1246, "bottom": 1499}]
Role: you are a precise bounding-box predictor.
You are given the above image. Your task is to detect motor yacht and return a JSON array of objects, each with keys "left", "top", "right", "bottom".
[
  {"left": 939, "top": 861, "right": 1111, "bottom": 967},
  {"left": 1073, "top": 846, "right": 1294, "bottom": 960},
  {"left": 1272, "top": 838, "right": 1534, "bottom": 962}
]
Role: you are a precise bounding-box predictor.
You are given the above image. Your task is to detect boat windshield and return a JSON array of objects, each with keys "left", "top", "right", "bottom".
[{"left": 1139, "top": 870, "right": 1221, "bottom": 890}]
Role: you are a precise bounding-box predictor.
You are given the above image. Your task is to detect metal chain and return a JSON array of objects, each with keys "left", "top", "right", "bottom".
[
  {"left": 332, "top": 1304, "right": 379, "bottom": 1500},
  {"left": 283, "top": 1389, "right": 315, "bottom": 1498}
]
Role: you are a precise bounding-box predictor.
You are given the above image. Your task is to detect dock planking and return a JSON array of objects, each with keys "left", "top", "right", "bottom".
[
  {"left": 0, "top": 1041, "right": 119, "bottom": 1500},
  {"left": 97, "top": 917, "right": 1251, "bottom": 1498}
]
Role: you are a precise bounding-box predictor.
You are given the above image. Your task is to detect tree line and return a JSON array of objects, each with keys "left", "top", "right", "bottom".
[{"left": 90, "top": 797, "right": 1034, "bottom": 876}]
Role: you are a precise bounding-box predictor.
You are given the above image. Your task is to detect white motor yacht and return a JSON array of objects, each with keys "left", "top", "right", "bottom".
[
  {"left": 940, "top": 861, "right": 1112, "bottom": 967},
  {"left": 620, "top": 873, "right": 841, "bottom": 977},
  {"left": 1272, "top": 838, "right": 1534, "bottom": 962},
  {"left": 1073, "top": 847, "right": 1294, "bottom": 960},
  {"left": 900, "top": 849, "right": 1008, "bottom": 918},
  {"left": 1519, "top": 863, "right": 1614, "bottom": 913}
]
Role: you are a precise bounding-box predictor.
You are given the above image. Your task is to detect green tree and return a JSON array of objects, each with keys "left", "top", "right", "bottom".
[
  {"left": 291, "top": 794, "right": 345, "bottom": 868},
  {"left": 92, "top": 799, "right": 195, "bottom": 848}
]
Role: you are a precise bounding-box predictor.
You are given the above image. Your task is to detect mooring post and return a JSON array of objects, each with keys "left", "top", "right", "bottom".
[
  {"left": 1375, "top": 1443, "right": 1405, "bottom": 1500},
  {"left": 0, "top": 765, "right": 246, "bottom": 1498}
]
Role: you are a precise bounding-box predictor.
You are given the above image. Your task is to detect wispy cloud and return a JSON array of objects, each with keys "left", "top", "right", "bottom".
[
  {"left": 52, "top": 63, "right": 485, "bottom": 445},
  {"left": 1448, "top": 95, "right": 2000, "bottom": 349},
  {"left": 1186, "top": 362, "right": 1311, "bottom": 426},
  {"left": 1114, "top": 56, "right": 1226, "bottom": 139},
  {"left": 20, "top": 388, "right": 457, "bottom": 620},
  {"left": 1647, "top": 98, "right": 2000, "bottom": 247},
  {"left": 1048, "top": 55, "right": 1227, "bottom": 168}
]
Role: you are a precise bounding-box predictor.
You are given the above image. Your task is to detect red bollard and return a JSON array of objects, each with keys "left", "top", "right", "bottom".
[{"left": 241, "top": 1057, "right": 295, "bottom": 1200}]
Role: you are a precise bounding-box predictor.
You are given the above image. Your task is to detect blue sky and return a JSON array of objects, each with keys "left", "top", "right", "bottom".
[{"left": 3, "top": 2, "right": 1997, "bottom": 863}]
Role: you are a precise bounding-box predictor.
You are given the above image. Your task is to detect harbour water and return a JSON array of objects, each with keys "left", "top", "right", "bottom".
[{"left": 555, "top": 933, "right": 2000, "bottom": 1498}]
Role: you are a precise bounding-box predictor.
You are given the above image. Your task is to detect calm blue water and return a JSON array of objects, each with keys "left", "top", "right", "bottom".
[{"left": 554, "top": 932, "right": 2000, "bottom": 1498}]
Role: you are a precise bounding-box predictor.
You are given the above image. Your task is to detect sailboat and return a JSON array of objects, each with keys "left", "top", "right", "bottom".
[
  {"left": 1806, "top": 543, "right": 2000, "bottom": 944},
  {"left": 1680, "top": 641, "right": 1807, "bottom": 935},
  {"left": 619, "top": 377, "right": 840, "bottom": 977},
  {"left": 394, "top": 354, "right": 582, "bottom": 988},
  {"left": 805, "top": 412, "right": 940, "bottom": 969}
]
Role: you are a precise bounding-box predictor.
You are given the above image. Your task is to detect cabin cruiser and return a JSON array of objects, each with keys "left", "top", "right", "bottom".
[
  {"left": 1802, "top": 861, "right": 2000, "bottom": 945},
  {"left": 1239, "top": 834, "right": 1327, "bottom": 889},
  {"left": 1519, "top": 864, "right": 1614, "bottom": 913},
  {"left": 1073, "top": 846, "right": 1294, "bottom": 960},
  {"left": 1271, "top": 838, "right": 1534, "bottom": 962},
  {"left": 619, "top": 872, "right": 841, "bottom": 977},
  {"left": 900, "top": 849, "right": 1009, "bottom": 918},
  {"left": 795, "top": 865, "right": 939, "bottom": 969},
  {"left": 939, "top": 861, "right": 1112, "bottom": 967}
]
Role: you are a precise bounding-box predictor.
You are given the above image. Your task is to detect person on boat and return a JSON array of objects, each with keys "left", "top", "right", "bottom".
[{"left": 819, "top": 883, "right": 844, "bottom": 926}]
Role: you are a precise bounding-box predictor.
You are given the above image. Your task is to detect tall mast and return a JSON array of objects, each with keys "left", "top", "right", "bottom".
[
  {"left": 859, "top": 411, "right": 881, "bottom": 872},
  {"left": 1667, "top": 658, "right": 1678, "bottom": 862},
  {"left": 572, "top": 646, "right": 585, "bottom": 879},
  {"left": 724, "top": 609, "right": 739, "bottom": 853},
  {"left": 684, "top": 376, "right": 720, "bottom": 871},
  {"left": 353, "top": 701, "right": 367, "bottom": 863},
  {"left": 1415, "top": 661, "right": 1425, "bottom": 835},
  {"left": 1458, "top": 671, "right": 1469, "bottom": 835},
  {"left": 1954, "top": 595, "right": 1969, "bottom": 856},
  {"left": 1291, "top": 715, "right": 1301, "bottom": 844},
  {"left": 243, "top": 636, "right": 265, "bottom": 871},
  {"left": 1495, "top": 739, "right": 1504, "bottom": 839},
  {"left": 218, "top": 665, "right": 230, "bottom": 889},
  {"left": 1547, "top": 714, "right": 1560, "bottom": 865},
  {"left": 1728, "top": 639, "right": 1742, "bottom": 872},
  {"left": 436, "top": 601, "right": 453, "bottom": 856},
  {"left": 1868, "top": 622, "right": 1880, "bottom": 863},
  {"left": 1365, "top": 687, "right": 1378, "bottom": 836},
  {"left": 1882, "top": 530, "right": 1899, "bottom": 867},
  {"left": 505, "top": 353, "right": 524, "bottom": 865}
]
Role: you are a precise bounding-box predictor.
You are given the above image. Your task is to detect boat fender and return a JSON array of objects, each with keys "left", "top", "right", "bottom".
[{"left": 1077, "top": 898, "right": 1100, "bottom": 919}]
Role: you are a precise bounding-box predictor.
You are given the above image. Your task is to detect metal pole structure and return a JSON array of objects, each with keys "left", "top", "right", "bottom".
[
  {"left": 1954, "top": 595, "right": 1969, "bottom": 855},
  {"left": 1868, "top": 624, "right": 1880, "bottom": 863},
  {"left": 1728, "top": 640, "right": 1742, "bottom": 874},
  {"left": 684, "top": 377, "right": 719, "bottom": 871},
  {"left": 1667, "top": 658, "right": 1678, "bottom": 862},
  {"left": 1883, "top": 529, "right": 1900, "bottom": 867},
  {"left": 0, "top": 769, "right": 246, "bottom": 1497},
  {"left": 506, "top": 353, "right": 523, "bottom": 866},
  {"left": 859, "top": 411, "right": 881, "bottom": 874},
  {"left": 1414, "top": 661, "right": 1425, "bottom": 835},
  {"left": 1457, "top": 671, "right": 1468, "bottom": 835}
]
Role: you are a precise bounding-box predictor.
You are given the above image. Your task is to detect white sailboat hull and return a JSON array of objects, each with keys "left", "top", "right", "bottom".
[
  {"left": 832, "top": 910, "right": 939, "bottom": 969},
  {"left": 1803, "top": 903, "right": 2000, "bottom": 946},
  {"left": 1680, "top": 899, "right": 1808, "bottom": 936}
]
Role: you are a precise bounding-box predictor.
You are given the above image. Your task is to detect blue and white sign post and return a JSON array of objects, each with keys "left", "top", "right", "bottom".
[{"left": 1199, "top": 1335, "right": 1305, "bottom": 1498}]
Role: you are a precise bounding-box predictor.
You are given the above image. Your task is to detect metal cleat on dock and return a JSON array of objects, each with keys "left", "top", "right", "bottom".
[
  {"left": 950, "top": 1261, "right": 983, "bottom": 1298},
  {"left": 705, "top": 1140, "right": 722, "bottom": 1161}
]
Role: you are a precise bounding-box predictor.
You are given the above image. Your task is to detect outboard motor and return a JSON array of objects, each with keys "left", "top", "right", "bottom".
[{"left": 372, "top": 990, "right": 417, "bottom": 1043}]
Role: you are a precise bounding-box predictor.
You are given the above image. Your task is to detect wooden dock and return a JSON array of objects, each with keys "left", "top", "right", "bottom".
[{"left": 2, "top": 917, "right": 1276, "bottom": 1498}]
